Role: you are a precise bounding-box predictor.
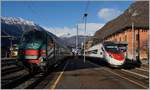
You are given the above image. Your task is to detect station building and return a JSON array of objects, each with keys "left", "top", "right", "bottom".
[{"left": 94, "top": 1, "right": 149, "bottom": 60}]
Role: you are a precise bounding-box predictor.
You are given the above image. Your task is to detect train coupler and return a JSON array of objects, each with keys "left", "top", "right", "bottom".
[{"left": 38, "top": 62, "right": 48, "bottom": 72}]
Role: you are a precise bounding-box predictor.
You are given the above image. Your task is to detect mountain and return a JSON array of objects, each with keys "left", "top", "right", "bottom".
[
  {"left": 1, "top": 17, "right": 35, "bottom": 26},
  {"left": 60, "top": 35, "right": 90, "bottom": 48},
  {"left": 59, "top": 33, "right": 72, "bottom": 38},
  {"left": 1, "top": 17, "right": 67, "bottom": 48},
  {"left": 1, "top": 17, "right": 36, "bottom": 38},
  {"left": 1, "top": 17, "right": 37, "bottom": 47}
]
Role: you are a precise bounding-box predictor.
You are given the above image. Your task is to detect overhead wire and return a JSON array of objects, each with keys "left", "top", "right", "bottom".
[
  {"left": 76, "top": 1, "right": 90, "bottom": 36},
  {"left": 25, "top": 1, "right": 57, "bottom": 35},
  {"left": 26, "top": 1, "right": 90, "bottom": 37},
  {"left": 84, "top": 1, "right": 90, "bottom": 15}
]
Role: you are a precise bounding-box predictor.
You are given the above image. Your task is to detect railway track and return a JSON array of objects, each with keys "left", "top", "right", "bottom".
[
  {"left": 2, "top": 69, "right": 54, "bottom": 89},
  {"left": 1, "top": 58, "right": 149, "bottom": 89},
  {"left": 88, "top": 60, "right": 149, "bottom": 89},
  {"left": 2, "top": 66, "right": 24, "bottom": 76},
  {"left": 15, "top": 73, "right": 47, "bottom": 89},
  {"left": 112, "top": 69, "right": 148, "bottom": 87},
  {"left": 140, "top": 64, "right": 149, "bottom": 70},
  {"left": 2, "top": 71, "right": 30, "bottom": 89},
  {"left": 1, "top": 58, "right": 22, "bottom": 77},
  {"left": 1, "top": 58, "right": 30, "bottom": 89},
  {"left": 1, "top": 58, "right": 17, "bottom": 67},
  {"left": 104, "top": 69, "right": 148, "bottom": 88},
  {"left": 1, "top": 58, "right": 66, "bottom": 89}
]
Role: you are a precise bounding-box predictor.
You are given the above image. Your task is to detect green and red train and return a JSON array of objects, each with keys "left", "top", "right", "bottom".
[{"left": 17, "top": 27, "right": 71, "bottom": 73}]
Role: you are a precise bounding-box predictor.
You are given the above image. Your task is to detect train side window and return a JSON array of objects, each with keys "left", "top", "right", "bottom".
[
  {"left": 92, "top": 50, "right": 98, "bottom": 54},
  {"left": 100, "top": 52, "right": 103, "bottom": 55},
  {"left": 47, "top": 37, "right": 54, "bottom": 50},
  {"left": 101, "top": 48, "right": 104, "bottom": 51}
]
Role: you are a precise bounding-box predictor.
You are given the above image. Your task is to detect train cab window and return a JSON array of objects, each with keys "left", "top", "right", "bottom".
[
  {"left": 22, "top": 31, "right": 45, "bottom": 43},
  {"left": 118, "top": 46, "right": 127, "bottom": 52},
  {"left": 104, "top": 45, "right": 121, "bottom": 53},
  {"left": 34, "top": 31, "right": 45, "bottom": 41},
  {"left": 22, "top": 33, "right": 32, "bottom": 42}
]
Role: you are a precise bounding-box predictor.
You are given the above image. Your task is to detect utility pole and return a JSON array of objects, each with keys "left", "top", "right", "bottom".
[
  {"left": 131, "top": 10, "right": 139, "bottom": 62},
  {"left": 76, "top": 24, "right": 78, "bottom": 56},
  {"left": 84, "top": 13, "right": 88, "bottom": 63},
  {"left": 132, "top": 21, "right": 135, "bottom": 61}
]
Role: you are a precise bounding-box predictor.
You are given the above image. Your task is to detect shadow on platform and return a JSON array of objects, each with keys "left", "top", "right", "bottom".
[
  {"left": 51, "top": 56, "right": 142, "bottom": 72},
  {"left": 53, "top": 56, "right": 101, "bottom": 72}
]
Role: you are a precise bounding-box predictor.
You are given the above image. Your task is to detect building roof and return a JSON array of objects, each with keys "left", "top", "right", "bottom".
[{"left": 94, "top": 1, "right": 149, "bottom": 41}]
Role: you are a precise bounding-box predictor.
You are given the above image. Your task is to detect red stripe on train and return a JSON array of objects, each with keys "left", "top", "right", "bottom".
[
  {"left": 108, "top": 52, "right": 124, "bottom": 61},
  {"left": 41, "top": 54, "right": 46, "bottom": 56},
  {"left": 25, "top": 50, "right": 39, "bottom": 56},
  {"left": 24, "top": 50, "right": 46, "bottom": 56},
  {"left": 26, "top": 59, "right": 41, "bottom": 64}
]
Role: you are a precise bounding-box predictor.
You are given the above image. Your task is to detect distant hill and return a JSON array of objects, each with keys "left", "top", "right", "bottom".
[{"left": 60, "top": 35, "right": 90, "bottom": 48}]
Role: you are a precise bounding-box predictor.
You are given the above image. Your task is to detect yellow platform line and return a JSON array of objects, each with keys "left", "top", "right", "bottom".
[{"left": 50, "top": 61, "right": 69, "bottom": 89}]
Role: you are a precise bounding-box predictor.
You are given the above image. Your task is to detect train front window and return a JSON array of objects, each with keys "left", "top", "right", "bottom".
[
  {"left": 22, "top": 31, "right": 44, "bottom": 43},
  {"left": 118, "top": 46, "right": 127, "bottom": 52},
  {"left": 104, "top": 45, "right": 121, "bottom": 53},
  {"left": 117, "top": 44, "right": 128, "bottom": 52}
]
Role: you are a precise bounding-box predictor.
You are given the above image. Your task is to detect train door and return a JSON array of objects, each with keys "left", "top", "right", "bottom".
[
  {"left": 99, "top": 44, "right": 104, "bottom": 58},
  {"left": 47, "top": 36, "right": 55, "bottom": 65},
  {"left": 54, "top": 43, "right": 60, "bottom": 63}
]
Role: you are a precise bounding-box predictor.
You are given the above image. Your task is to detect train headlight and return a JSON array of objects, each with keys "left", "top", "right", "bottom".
[{"left": 39, "top": 57, "right": 43, "bottom": 62}]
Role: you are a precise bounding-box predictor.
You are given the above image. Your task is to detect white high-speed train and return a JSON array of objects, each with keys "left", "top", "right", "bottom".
[{"left": 85, "top": 42, "right": 126, "bottom": 67}]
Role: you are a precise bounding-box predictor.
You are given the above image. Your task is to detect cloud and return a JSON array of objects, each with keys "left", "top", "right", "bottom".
[
  {"left": 78, "top": 23, "right": 104, "bottom": 36},
  {"left": 42, "top": 23, "right": 104, "bottom": 37},
  {"left": 98, "top": 8, "right": 122, "bottom": 21},
  {"left": 43, "top": 26, "right": 76, "bottom": 37}
]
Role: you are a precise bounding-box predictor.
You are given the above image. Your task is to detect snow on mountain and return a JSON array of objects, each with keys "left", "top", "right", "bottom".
[
  {"left": 1, "top": 17, "right": 37, "bottom": 38},
  {"left": 59, "top": 33, "right": 72, "bottom": 38},
  {"left": 1, "top": 17, "right": 68, "bottom": 50},
  {"left": 1, "top": 17, "right": 39, "bottom": 48},
  {"left": 1, "top": 17, "right": 35, "bottom": 26}
]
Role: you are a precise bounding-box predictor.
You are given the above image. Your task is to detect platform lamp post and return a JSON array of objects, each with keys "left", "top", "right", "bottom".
[
  {"left": 83, "top": 13, "right": 88, "bottom": 63},
  {"left": 76, "top": 24, "right": 79, "bottom": 57},
  {"left": 131, "top": 10, "right": 139, "bottom": 62}
]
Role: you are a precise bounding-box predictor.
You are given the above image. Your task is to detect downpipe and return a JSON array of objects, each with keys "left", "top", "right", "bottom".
[{"left": 133, "top": 57, "right": 142, "bottom": 67}]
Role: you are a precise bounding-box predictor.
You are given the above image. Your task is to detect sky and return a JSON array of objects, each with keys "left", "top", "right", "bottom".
[{"left": 2, "top": 1, "right": 133, "bottom": 37}]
